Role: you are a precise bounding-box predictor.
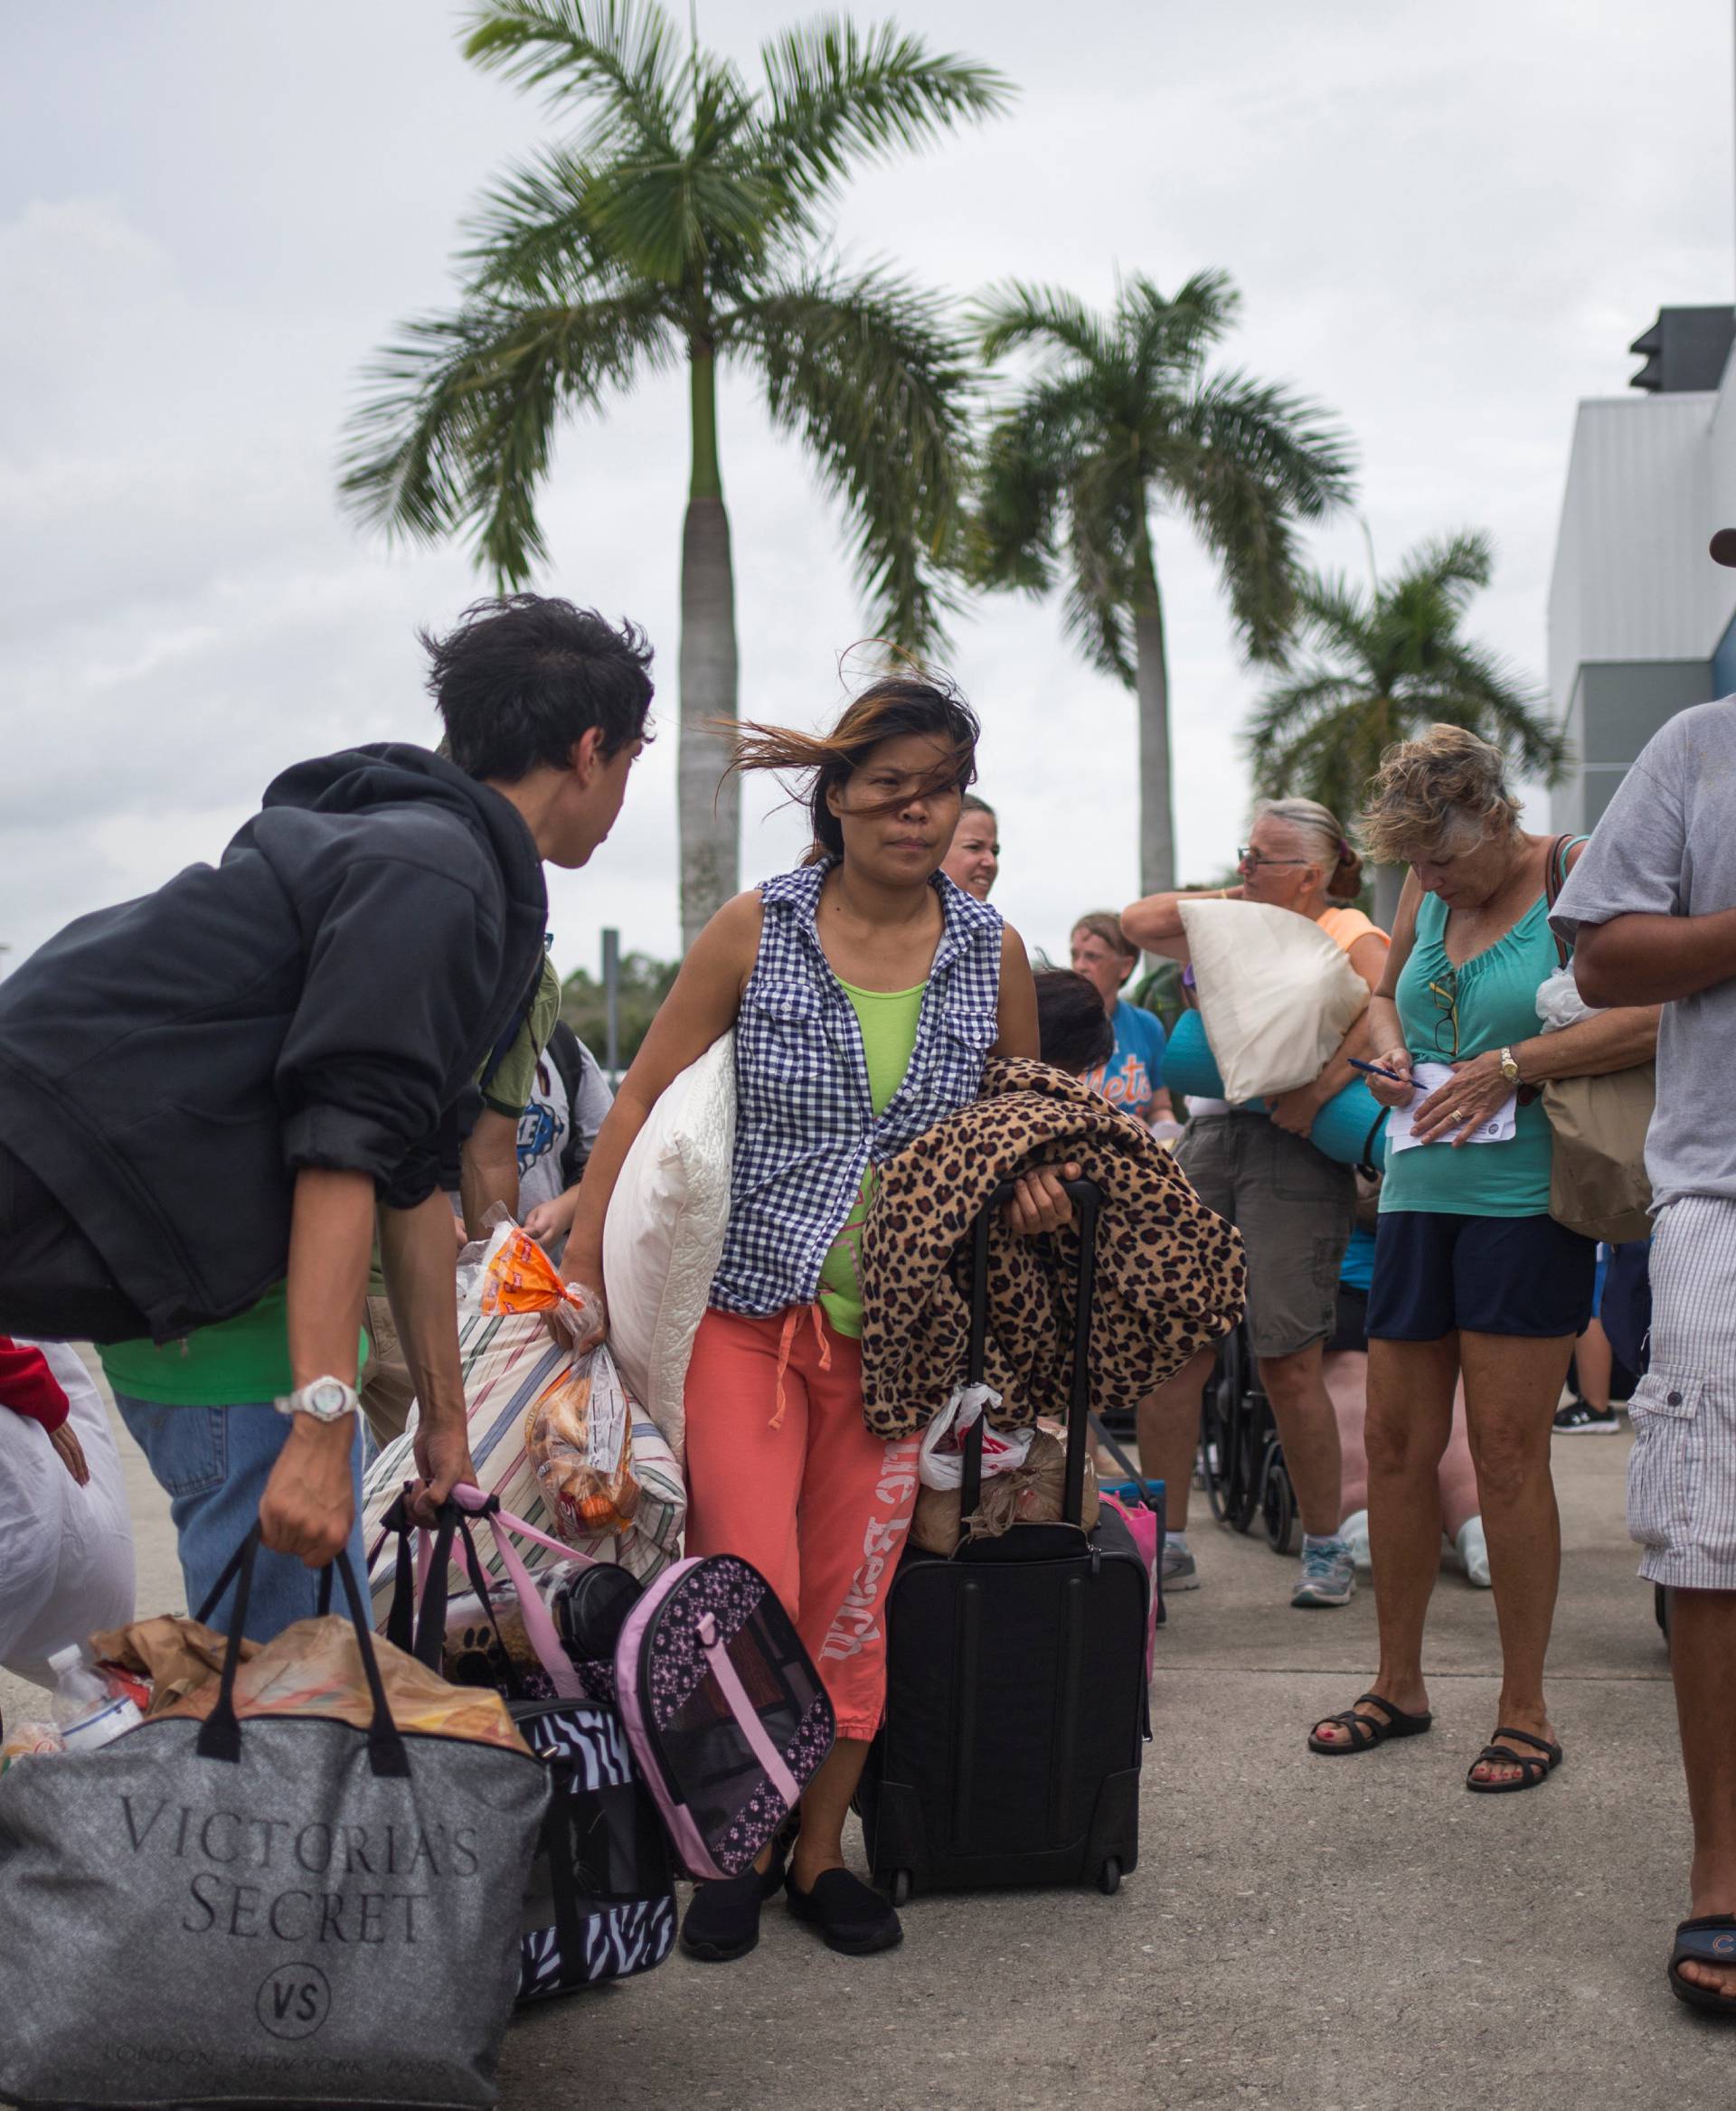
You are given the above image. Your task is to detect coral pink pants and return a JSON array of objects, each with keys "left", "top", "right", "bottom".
[{"left": 684, "top": 1305, "right": 920, "bottom": 1741}]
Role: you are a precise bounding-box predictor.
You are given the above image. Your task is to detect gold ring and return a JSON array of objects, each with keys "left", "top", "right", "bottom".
[{"left": 1453, "top": 1107, "right": 1467, "bottom": 1123}]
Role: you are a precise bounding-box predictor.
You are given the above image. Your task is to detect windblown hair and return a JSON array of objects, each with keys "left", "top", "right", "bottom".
[
  {"left": 1360, "top": 725, "right": 1522, "bottom": 866},
  {"left": 1254, "top": 796, "right": 1364, "bottom": 900},
  {"left": 728, "top": 667, "right": 979, "bottom": 864},
  {"left": 1033, "top": 969, "right": 1116, "bottom": 1075},
  {"left": 1071, "top": 910, "right": 1138, "bottom": 966},
  {"left": 424, "top": 595, "right": 655, "bottom": 779}
]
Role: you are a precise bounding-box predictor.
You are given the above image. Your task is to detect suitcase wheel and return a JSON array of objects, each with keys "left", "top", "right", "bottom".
[
  {"left": 888, "top": 1869, "right": 912, "bottom": 1908},
  {"left": 1098, "top": 1858, "right": 1121, "bottom": 1897}
]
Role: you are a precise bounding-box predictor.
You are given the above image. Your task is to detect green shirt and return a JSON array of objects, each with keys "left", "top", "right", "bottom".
[
  {"left": 99, "top": 1281, "right": 369, "bottom": 1408},
  {"left": 1380, "top": 888, "right": 1556, "bottom": 1219},
  {"left": 816, "top": 980, "right": 927, "bottom": 1338}
]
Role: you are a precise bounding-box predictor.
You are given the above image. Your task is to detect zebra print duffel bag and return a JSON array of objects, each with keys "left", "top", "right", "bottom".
[
  {"left": 373, "top": 1490, "right": 676, "bottom": 2001},
  {"left": 513, "top": 1698, "right": 676, "bottom": 2002}
]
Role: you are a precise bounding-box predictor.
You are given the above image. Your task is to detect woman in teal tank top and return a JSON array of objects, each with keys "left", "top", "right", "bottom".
[{"left": 1306, "top": 728, "right": 1658, "bottom": 1795}]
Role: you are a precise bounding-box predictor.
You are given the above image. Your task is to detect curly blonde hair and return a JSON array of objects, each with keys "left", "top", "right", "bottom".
[{"left": 1360, "top": 725, "right": 1521, "bottom": 866}]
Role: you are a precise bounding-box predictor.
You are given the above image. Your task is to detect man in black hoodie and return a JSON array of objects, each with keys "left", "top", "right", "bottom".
[{"left": 0, "top": 596, "right": 653, "bottom": 1618}]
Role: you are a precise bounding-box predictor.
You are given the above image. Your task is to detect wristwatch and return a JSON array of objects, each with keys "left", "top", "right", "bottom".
[
  {"left": 1498, "top": 1046, "right": 1523, "bottom": 1087},
  {"left": 275, "top": 1377, "right": 360, "bottom": 1424}
]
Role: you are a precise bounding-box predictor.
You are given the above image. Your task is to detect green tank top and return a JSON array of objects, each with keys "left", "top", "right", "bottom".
[
  {"left": 1380, "top": 888, "right": 1556, "bottom": 1219},
  {"left": 817, "top": 979, "right": 928, "bottom": 1337}
]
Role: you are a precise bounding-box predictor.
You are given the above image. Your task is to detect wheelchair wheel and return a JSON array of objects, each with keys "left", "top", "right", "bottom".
[
  {"left": 1260, "top": 1441, "right": 1296, "bottom": 1555},
  {"left": 1200, "top": 1376, "right": 1233, "bottom": 1521}
]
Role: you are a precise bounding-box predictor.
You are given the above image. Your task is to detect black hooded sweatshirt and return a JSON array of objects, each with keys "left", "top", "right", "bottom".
[{"left": 0, "top": 744, "right": 548, "bottom": 1343}]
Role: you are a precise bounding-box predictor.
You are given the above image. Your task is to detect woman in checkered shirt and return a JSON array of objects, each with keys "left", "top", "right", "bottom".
[{"left": 557, "top": 672, "right": 1076, "bottom": 1965}]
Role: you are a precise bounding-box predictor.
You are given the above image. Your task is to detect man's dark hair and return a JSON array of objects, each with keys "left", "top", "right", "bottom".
[
  {"left": 1034, "top": 969, "right": 1115, "bottom": 1076},
  {"left": 422, "top": 595, "right": 655, "bottom": 780}
]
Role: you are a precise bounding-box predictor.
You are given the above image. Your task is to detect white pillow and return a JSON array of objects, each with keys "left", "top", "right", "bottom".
[
  {"left": 1177, "top": 900, "right": 1368, "bottom": 1104},
  {"left": 601, "top": 1032, "right": 735, "bottom": 1458}
]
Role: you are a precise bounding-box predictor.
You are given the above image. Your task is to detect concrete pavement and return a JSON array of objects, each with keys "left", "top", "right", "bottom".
[{"left": 5, "top": 1393, "right": 1728, "bottom": 2110}]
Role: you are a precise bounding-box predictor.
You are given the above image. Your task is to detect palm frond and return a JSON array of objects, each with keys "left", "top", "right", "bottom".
[
  {"left": 725, "top": 262, "right": 977, "bottom": 650},
  {"left": 757, "top": 17, "right": 1011, "bottom": 209},
  {"left": 1294, "top": 570, "right": 1373, "bottom": 659},
  {"left": 1059, "top": 460, "right": 1138, "bottom": 685},
  {"left": 338, "top": 289, "right": 676, "bottom": 586},
  {"left": 973, "top": 280, "right": 1112, "bottom": 370},
  {"left": 460, "top": 146, "right": 637, "bottom": 298},
  {"left": 461, "top": 0, "right": 682, "bottom": 155},
  {"left": 968, "top": 373, "right": 1105, "bottom": 590},
  {"left": 1241, "top": 667, "right": 1365, "bottom": 753},
  {"left": 1120, "top": 268, "right": 1239, "bottom": 382},
  {"left": 1178, "top": 368, "right": 1357, "bottom": 522},
  {"left": 1394, "top": 527, "right": 1494, "bottom": 611},
  {"left": 1426, "top": 641, "right": 1569, "bottom": 781}
]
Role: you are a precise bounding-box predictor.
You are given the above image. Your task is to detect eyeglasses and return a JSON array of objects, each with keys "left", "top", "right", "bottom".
[
  {"left": 1428, "top": 974, "right": 1460, "bottom": 1060},
  {"left": 1237, "top": 847, "right": 1311, "bottom": 872}
]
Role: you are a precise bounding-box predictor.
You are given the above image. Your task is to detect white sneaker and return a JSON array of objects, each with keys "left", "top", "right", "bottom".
[
  {"left": 1458, "top": 1517, "right": 1491, "bottom": 1588},
  {"left": 1339, "top": 1508, "right": 1372, "bottom": 1571}
]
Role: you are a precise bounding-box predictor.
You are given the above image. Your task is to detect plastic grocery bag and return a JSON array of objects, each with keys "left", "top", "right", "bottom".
[
  {"left": 918, "top": 1381, "right": 1035, "bottom": 1491},
  {"left": 476, "top": 1226, "right": 638, "bottom": 1537},
  {"left": 1535, "top": 962, "right": 1597, "bottom": 1032}
]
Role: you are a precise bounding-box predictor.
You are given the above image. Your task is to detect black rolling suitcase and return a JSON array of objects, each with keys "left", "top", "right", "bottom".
[{"left": 858, "top": 1180, "right": 1150, "bottom": 1900}]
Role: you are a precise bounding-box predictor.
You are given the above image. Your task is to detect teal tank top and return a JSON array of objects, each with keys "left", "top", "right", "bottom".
[{"left": 1380, "top": 889, "right": 1556, "bottom": 1219}]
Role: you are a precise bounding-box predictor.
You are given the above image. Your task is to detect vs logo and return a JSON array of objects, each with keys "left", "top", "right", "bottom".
[{"left": 256, "top": 1963, "right": 332, "bottom": 2040}]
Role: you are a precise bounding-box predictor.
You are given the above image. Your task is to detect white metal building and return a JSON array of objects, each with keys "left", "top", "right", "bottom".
[{"left": 1548, "top": 307, "right": 1736, "bottom": 831}]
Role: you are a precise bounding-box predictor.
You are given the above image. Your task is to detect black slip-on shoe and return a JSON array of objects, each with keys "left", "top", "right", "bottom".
[
  {"left": 680, "top": 1870, "right": 766, "bottom": 1963},
  {"left": 785, "top": 1868, "right": 904, "bottom": 1956}
]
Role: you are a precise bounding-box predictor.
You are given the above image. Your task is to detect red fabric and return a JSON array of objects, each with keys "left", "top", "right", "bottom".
[{"left": 0, "top": 1336, "right": 70, "bottom": 1434}]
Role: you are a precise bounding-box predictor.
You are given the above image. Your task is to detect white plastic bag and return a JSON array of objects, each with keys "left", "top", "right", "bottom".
[
  {"left": 1535, "top": 962, "right": 1597, "bottom": 1032},
  {"left": 918, "top": 1382, "right": 1034, "bottom": 1491}
]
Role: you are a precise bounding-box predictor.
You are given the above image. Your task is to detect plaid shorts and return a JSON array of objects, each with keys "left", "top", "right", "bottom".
[{"left": 1628, "top": 1195, "right": 1736, "bottom": 1591}]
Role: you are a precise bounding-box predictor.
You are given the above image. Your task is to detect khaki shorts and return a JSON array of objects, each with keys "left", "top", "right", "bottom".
[
  {"left": 1175, "top": 1114, "right": 1354, "bottom": 1361},
  {"left": 1628, "top": 1195, "right": 1736, "bottom": 1591}
]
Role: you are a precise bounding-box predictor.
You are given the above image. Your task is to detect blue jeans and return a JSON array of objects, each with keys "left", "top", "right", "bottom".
[{"left": 112, "top": 1397, "right": 369, "bottom": 1644}]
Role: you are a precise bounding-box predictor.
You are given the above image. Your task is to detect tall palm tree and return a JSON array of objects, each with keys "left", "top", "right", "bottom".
[
  {"left": 970, "top": 270, "right": 1354, "bottom": 895},
  {"left": 341, "top": 2, "right": 1009, "bottom": 948},
  {"left": 1243, "top": 530, "right": 1568, "bottom": 919}
]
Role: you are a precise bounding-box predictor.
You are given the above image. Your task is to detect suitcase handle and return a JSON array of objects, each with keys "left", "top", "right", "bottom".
[{"left": 958, "top": 1177, "right": 1100, "bottom": 1537}]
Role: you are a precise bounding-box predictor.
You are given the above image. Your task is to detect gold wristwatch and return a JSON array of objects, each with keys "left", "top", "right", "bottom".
[{"left": 1498, "top": 1046, "right": 1522, "bottom": 1086}]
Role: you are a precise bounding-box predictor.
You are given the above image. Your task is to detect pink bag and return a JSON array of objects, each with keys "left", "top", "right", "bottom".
[
  {"left": 614, "top": 1555, "right": 835, "bottom": 1881},
  {"left": 1100, "top": 1493, "right": 1161, "bottom": 1680},
  {"left": 385, "top": 1492, "right": 836, "bottom": 1884}
]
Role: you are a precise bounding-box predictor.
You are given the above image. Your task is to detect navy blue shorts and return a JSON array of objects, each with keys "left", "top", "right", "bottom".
[{"left": 1367, "top": 1211, "right": 1597, "bottom": 1342}]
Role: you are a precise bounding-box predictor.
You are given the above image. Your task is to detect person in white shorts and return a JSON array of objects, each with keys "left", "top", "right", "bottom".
[{"left": 1552, "top": 642, "right": 1736, "bottom": 2016}]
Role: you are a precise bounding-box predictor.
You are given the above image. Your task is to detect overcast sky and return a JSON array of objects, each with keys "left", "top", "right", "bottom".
[{"left": 4, "top": 0, "right": 1732, "bottom": 983}]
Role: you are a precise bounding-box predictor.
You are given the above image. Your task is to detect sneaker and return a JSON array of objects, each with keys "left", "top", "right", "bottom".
[
  {"left": 1338, "top": 1507, "right": 1372, "bottom": 1572},
  {"left": 1457, "top": 1517, "right": 1492, "bottom": 1588},
  {"left": 1292, "top": 1538, "right": 1356, "bottom": 1608},
  {"left": 1554, "top": 1398, "right": 1621, "bottom": 1434},
  {"left": 1160, "top": 1538, "right": 1200, "bottom": 1592}
]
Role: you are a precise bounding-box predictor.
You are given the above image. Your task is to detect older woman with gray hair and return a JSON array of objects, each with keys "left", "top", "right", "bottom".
[
  {"left": 1308, "top": 727, "right": 1658, "bottom": 1789},
  {"left": 1124, "top": 795, "right": 1389, "bottom": 1610}
]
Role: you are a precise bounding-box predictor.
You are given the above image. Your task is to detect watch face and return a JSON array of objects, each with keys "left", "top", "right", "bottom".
[{"left": 307, "top": 1380, "right": 351, "bottom": 1418}]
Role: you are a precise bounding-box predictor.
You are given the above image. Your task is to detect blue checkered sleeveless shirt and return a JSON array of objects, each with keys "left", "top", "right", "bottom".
[{"left": 709, "top": 860, "right": 1005, "bottom": 1317}]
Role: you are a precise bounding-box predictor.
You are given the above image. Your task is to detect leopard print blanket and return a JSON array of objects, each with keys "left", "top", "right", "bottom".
[{"left": 858, "top": 1058, "right": 1246, "bottom": 1438}]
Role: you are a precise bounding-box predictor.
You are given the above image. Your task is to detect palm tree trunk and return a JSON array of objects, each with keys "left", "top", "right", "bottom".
[
  {"left": 1132, "top": 526, "right": 1175, "bottom": 896},
  {"left": 677, "top": 341, "right": 740, "bottom": 953}
]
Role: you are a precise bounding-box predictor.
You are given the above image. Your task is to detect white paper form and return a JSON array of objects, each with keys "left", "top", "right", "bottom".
[{"left": 1385, "top": 1060, "right": 1517, "bottom": 1154}]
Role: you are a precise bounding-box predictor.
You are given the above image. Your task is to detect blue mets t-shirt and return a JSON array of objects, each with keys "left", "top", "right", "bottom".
[{"left": 1083, "top": 1000, "right": 1167, "bottom": 1124}]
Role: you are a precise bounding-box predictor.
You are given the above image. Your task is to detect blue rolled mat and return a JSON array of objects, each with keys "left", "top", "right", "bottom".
[{"left": 1161, "top": 1009, "right": 1389, "bottom": 1170}]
